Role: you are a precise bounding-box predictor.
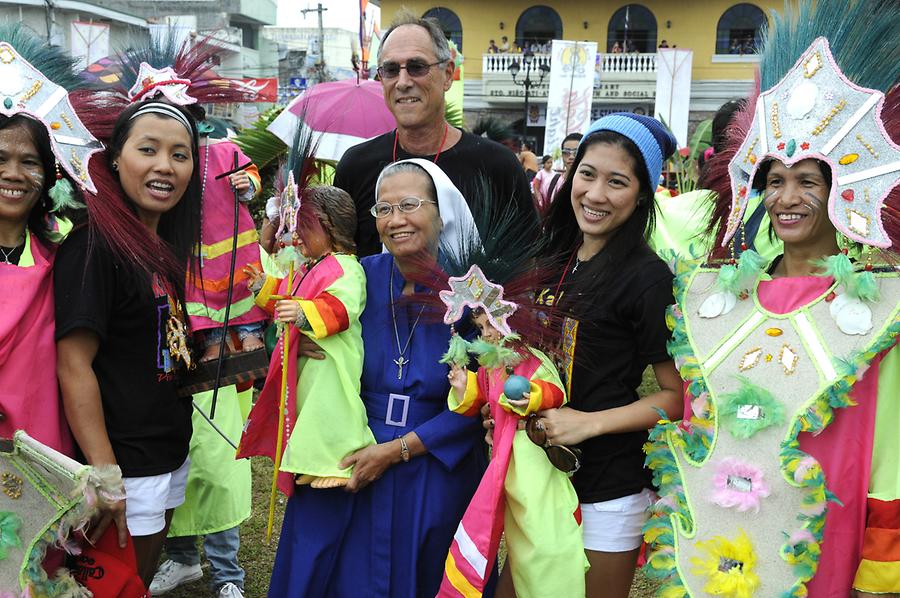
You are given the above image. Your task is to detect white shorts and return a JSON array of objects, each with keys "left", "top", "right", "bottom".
[
  {"left": 581, "top": 488, "right": 655, "bottom": 552},
  {"left": 123, "top": 458, "right": 190, "bottom": 537}
]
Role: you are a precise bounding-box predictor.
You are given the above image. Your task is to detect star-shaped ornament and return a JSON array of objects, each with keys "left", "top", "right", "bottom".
[
  {"left": 439, "top": 264, "right": 518, "bottom": 336},
  {"left": 128, "top": 62, "right": 197, "bottom": 105}
]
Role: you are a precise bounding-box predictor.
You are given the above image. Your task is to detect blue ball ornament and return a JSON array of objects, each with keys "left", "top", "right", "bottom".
[{"left": 503, "top": 375, "right": 530, "bottom": 402}]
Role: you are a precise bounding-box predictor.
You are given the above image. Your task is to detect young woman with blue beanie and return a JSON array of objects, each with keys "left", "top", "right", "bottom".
[{"left": 531, "top": 113, "right": 684, "bottom": 596}]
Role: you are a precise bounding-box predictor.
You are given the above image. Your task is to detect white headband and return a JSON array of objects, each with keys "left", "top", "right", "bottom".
[{"left": 130, "top": 102, "right": 193, "bottom": 136}]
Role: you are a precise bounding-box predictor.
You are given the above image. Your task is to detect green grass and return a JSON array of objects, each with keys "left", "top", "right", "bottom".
[{"left": 166, "top": 367, "right": 664, "bottom": 597}]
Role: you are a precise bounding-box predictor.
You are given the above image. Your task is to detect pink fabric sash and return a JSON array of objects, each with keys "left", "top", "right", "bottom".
[
  {"left": 759, "top": 275, "right": 880, "bottom": 597},
  {"left": 0, "top": 234, "right": 72, "bottom": 454},
  {"left": 236, "top": 256, "right": 344, "bottom": 495},
  {"left": 438, "top": 355, "right": 540, "bottom": 597}
]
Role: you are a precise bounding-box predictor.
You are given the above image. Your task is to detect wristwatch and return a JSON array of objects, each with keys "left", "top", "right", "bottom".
[{"left": 398, "top": 436, "right": 410, "bottom": 462}]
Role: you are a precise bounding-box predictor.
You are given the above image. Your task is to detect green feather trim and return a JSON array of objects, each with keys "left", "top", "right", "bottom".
[
  {"left": 719, "top": 376, "right": 786, "bottom": 439},
  {"left": 470, "top": 335, "right": 523, "bottom": 369},
  {"left": 0, "top": 24, "right": 85, "bottom": 90},
  {"left": 644, "top": 259, "right": 900, "bottom": 598},
  {"left": 715, "top": 249, "right": 768, "bottom": 295},
  {"left": 439, "top": 334, "right": 471, "bottom": 369},
  {"left": 48, "top": 177, "right": 83, "bottom": 213},
  {"left": 816, "top": 253, "right": 880, "bottom": 302}
]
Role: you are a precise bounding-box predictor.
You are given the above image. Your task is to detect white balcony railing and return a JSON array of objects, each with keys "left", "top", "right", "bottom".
[{"left": 482, "top": 52, "right": 657, "bottom": 75}]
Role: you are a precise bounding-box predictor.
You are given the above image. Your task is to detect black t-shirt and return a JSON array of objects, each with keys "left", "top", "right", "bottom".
[
  {"left": 54, "top": 227, "right": 192, "bottom": 477},
  {"left": 333, "top": 129, "right": 538, "bottom": 257},
  {"left": 536, "top": 243, "right": 675, "bottom": 503}
]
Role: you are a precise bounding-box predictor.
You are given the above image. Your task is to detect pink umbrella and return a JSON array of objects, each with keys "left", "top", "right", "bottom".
[{"left": 267, "top": 78, "right": 395, "bottom": 161}]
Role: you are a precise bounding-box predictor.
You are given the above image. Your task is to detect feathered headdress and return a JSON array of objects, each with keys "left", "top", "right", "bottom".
[
  {"left": 705, "top": 0, "right": 900, "bottom": 255},
  {"left": 268, "top": 122, "right": 324, "bottom": 268},
  {"left": 116, "top": 32, "right": 260, "bottom": 109},
  {"left": 0, "top": 24, "right": 102, "bottom": 212}
]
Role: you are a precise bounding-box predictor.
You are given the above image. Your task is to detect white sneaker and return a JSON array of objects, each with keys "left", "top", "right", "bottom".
[
  {"left": 149, "top": 559, "right": 203, "bottom": 595},
  {"left": 218, "top": 582, "right": 245, "bottom": 597}
]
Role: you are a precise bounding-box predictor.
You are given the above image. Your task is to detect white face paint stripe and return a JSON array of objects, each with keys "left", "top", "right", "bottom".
[
  {"left": 793, "top": 312, "right": 838, "bottom": 381},
  {"left": 837, "top": 161, "right": 900, "bottom": 186},
  {"left": 756, "top": 98, "right": 769, "bottom": 155},
  {"left": 453, "top": 524, "right": 487, "bottom": 579},
  {"left": 33, "top": 87, "right": 67, "bottom": 118},
  {"left": 705, "top": 311, "right": 767, "bottom": 372},
  {"left": 821, "top": 94, "right": 880, "bottom": 156}
]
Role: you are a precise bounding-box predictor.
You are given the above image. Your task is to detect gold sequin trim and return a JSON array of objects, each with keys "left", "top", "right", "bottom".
[
  {"left": 60, "top": 113, "right": 74, "bottom": 130},
  {"left": 778, "top": 344, "right": 799, "bottom": 375},
  {"left": 811, "top": 100, "right": 847, "bottom": 136},
  {"left": 803, "top": 51, "right": 823, "bottom": 78},
  {"left": 857, "top": 133, "right": 879, "bottom": 159},
  {"left": 744, "top": 138, "right": 758, "bottom": 164},
  {"left": 770, "top": 102, "right": 782, "bottom": 139},
  {"left": 18, "top": 80, "right": 42, "bottom": 104},
  {"left": 70, "top": 149, "right": 88, "bottom": 182},
  {"left": 1, "top": 472, "right": 23, "bottom": 499}
]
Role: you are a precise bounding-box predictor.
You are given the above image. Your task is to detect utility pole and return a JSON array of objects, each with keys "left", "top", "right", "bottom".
[{"left": 300, "top": 3, "right": 328, "bottom": 83}]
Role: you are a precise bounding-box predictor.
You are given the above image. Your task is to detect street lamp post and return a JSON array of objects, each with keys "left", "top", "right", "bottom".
[{"left": 508, "top": 49, "right": 551, "bottom": 141}]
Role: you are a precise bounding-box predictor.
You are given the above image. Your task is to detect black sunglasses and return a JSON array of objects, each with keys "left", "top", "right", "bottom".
[
  {"left": 525, "top": 415, "right": 582, "bottom": 474},
  {"left": 377, "top": 59, "right": 447, "bottom": 79}
]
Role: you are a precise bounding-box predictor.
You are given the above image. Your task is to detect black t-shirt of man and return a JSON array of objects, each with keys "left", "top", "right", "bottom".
[
  {"left": 536, "top": 243, "right": 675, "bottom": 503},
  {"left": 54, "top": 227, "right": 192, "bottom": 477},
  {"left": 333, "top": 129, "right": 538, "bottom": 257}
]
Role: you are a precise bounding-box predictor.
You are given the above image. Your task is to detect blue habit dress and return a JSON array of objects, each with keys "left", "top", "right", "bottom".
[{"left": 269, "top": 253, "right": 488, "bottom": 598}]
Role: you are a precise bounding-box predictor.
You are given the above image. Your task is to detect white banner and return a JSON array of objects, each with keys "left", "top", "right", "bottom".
[
  {"left": 543, "top": 40, "right": 598, "bottom": 158},
  {"left": 654, "top": 48, "right": 693, "bottom": 148},
  {"left": 70, "top": 22, "right": 110, "bottom": 71}
]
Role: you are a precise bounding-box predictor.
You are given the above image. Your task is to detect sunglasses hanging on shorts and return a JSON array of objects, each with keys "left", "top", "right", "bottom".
[
  {"left": 377, "top": 59, "right": 447, "bottom": 79},
  {"left": 525, "top": 414, "right": 582, "bottom": 475}
]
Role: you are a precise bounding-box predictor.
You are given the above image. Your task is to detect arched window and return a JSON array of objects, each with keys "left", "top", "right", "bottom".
[
  {"left": 515, "top": 6, "right": 563, "bottom": 52},
  {"left": 423, "top": 7, "right": 462, "bottom": 51},
  {"left": 606, "top": 5, "right": 657, "bottom": 53},
  {"left": 716, "top": 4, "right": 767, "bottom": 54}
]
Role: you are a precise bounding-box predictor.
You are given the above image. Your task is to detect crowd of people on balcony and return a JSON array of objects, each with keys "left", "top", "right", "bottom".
[{"left": 486, "top": 35, "right": 552, "bottom": 55}]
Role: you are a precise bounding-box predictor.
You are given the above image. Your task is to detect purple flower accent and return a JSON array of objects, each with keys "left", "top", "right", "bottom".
[{"left": 710, "top": 458, "right": 770, "bottom": 512}]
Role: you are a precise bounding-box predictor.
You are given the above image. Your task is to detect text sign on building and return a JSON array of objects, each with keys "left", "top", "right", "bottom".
[{"left": 543, "top": 40, "right": 598, "bottom": 157}]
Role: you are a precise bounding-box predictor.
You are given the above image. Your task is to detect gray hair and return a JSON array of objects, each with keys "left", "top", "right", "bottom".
[
  {"left": 376, "top": 162, "right": 439, "bottom": 212},
  {"left": 377, "top": 9, "right": 452, "bottom": 64}
]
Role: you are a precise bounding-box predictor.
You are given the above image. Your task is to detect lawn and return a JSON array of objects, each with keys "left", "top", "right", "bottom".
[{"left": 166, "top": 366, "right": 665, "bottom": 597}]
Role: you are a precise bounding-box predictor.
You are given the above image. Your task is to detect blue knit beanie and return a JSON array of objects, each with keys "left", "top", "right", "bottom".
[{"left": 580, "top": 113, "right": 677, "bottom": 188}]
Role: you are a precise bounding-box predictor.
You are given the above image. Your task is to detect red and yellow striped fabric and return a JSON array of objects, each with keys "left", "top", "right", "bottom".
[
  {"left": 854, "top": 498, "right": 900, "bottom": 593},
  {"left": 298, "top": 292, "right": 350, "bottom": 339},
  {"left": 525, "top": 379, "right": 565, "bottom": 414},
  {"left": 449, "top": 371, "right": 485, "bottom": 417}
]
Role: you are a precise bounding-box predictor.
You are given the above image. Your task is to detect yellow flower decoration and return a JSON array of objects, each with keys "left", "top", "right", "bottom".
[{"left": 690, "top": 530, "right": 760, "bottom": 597}]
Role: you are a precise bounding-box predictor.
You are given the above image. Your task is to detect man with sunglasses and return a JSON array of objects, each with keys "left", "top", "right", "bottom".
[
  {"left": 545, "top": 132, "right": 584, "bottom": 207},
  {"left": 333, "top": 10, "right": 537, "bottom": 257}
]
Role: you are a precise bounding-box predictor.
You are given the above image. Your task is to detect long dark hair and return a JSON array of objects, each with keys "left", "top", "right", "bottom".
[
  {"left": 543, "top": 130, "right": 657, "bottom": 294},
  {"left": 105, "top": 100, "right": 202, "bottom": 298},
  {"left": 0, "top": 114, "right": 77, "bottom": 243}
]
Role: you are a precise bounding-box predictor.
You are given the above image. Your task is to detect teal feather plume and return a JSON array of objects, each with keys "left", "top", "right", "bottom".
[
  {"left": 0, "top": 24, "right": 85, "bottom": 90},
  {"left": 759, "top": 0, "right": 900, "bottom": 91}
]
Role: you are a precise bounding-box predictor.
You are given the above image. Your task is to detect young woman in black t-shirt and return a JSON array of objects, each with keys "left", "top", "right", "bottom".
[
  {"left": 534, "top": 114, "right": 684, "bottom": 597},
  {"left": 55, "top": 99, "right": 201, "bottom": 586}
]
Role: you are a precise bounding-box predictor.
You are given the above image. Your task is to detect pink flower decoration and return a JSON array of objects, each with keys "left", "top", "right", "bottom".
[{"left": 711, "top": 458, "right": 770, "bottom": 513}]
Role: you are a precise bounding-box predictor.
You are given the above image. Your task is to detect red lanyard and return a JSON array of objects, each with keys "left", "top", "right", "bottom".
[{"left": 392, "top": 122, "right": 450, "bottom": 163}]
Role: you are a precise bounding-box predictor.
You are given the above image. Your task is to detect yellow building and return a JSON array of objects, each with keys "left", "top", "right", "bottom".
[{"left": 378, "top": 1, "right": 788, "bottom": 139}]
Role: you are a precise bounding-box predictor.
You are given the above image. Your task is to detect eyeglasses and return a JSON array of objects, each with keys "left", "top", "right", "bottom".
[
  {"left": 377, "top": 60, "right": 447, "bottom": 79},
  {"left": 525, "top": 415, "right": 582, "bottom": 474},
  {"left": 561, "top": 148, "right": 578, "bottom": 156},
  {"left": 370, "top": 196, "right": 437, "bottom": 218}
]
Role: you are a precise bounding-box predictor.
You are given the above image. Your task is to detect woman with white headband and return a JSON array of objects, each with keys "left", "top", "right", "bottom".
[{"left": 55, "top": 98, "right": 202, "bottom": 586}]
